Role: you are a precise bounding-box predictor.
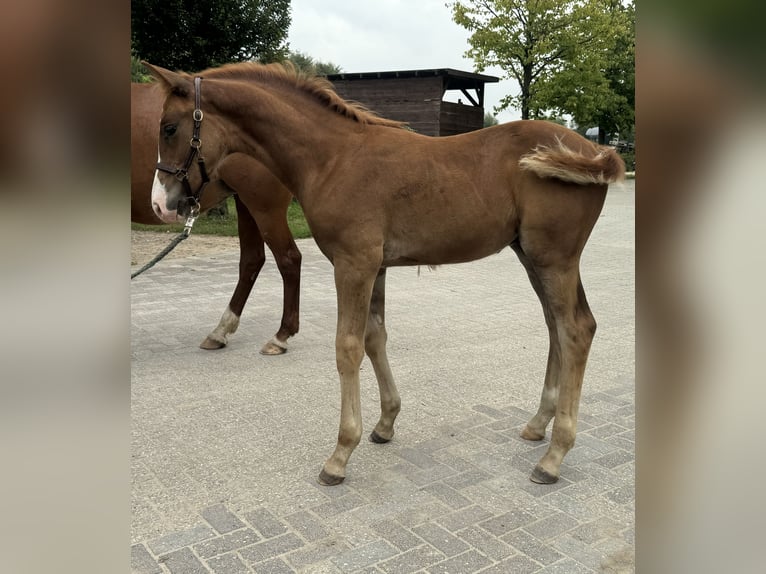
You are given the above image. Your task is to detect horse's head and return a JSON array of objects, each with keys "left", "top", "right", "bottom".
[{"left": 143, "top": 63, "right": 228, "bottom": 222}]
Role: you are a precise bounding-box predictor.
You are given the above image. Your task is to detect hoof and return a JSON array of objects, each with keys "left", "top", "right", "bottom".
[
  {"left": 369, "top": 430, "right": 391, "bottom": 444},
  {"left": 200, "top": 337, "right": 226, "bottom": 350},
  {"left": 520, "top": 426, "right": 545, "bottom": 441},
  {"left": 530, "top": 464, "right": 559, "bottom": 484},
  {"left": 260, "top": 338, "right": 288, "bottom": 356},
  {"left": 317, "top": 468, "right": 345, "bottom": 486}
]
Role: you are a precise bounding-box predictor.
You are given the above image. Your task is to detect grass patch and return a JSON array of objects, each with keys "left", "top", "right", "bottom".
[{"left": 131, "top": 197, "right": 313, "bottom": 239}]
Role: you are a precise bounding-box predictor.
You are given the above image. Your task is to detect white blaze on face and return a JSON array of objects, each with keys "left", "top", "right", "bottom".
[{"left": 151, "top": 151, "right": 182, "bottom": 222}]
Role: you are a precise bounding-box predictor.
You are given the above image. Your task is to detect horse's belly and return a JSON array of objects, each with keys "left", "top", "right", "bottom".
[{"left": 382, "top": 232, "right": 513, "bottom": 267}]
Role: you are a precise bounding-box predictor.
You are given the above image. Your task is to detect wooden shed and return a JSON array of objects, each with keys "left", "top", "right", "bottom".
[{"left": 327, "top": 68, "right": 499, "bottom": 136}]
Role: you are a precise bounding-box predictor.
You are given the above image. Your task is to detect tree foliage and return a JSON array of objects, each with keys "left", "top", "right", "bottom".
[
  {"left": 287, "top": 51, "right": 343, "bottom": 76},
  {"left": 131, "top": 0, "right": 291, "bottom": 71},
  {"left": 449, "top": 0, "right": 634, "bottom": 140}
]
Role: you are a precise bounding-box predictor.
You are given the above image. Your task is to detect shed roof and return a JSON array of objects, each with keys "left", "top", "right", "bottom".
[{"left": 326, "top": 68, "right": 499, "bottom": 91}]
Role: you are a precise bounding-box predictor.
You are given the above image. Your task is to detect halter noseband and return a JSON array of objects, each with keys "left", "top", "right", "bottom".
[{"left": 156, "top": 76, "right": 210, "bottom": 216}]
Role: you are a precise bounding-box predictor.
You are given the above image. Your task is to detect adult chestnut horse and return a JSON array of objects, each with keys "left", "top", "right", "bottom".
[
  {"left": 146, "top": 62, "right": 624, "bottom": 486},
  {"left": 131, "top": 82, "right": 301, "bottom": 354}
]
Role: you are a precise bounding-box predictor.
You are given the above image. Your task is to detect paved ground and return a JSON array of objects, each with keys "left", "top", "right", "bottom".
[{"left": 131, "top": 181, "right": 634, "bottom": 573}]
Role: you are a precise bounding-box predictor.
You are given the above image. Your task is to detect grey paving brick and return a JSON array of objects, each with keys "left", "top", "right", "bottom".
[
  {"left": 207, "top": 552, "right": 252, "bottom": 574},
  {"left": 251, "top": 557, "right": 295, "bottom": 574},
  {"left": 289, "top": 538, "right": 350, "bottom": 569},
  {"left": 202, "top": 504, "right": 247, "bottom": 534},
  {"left": 312, "top": 493, "right": 368, "bottom": 518},
  {"left": 131, "top": 543, "right": 162, "bottom": 574},
  {"left": 398, "top": 447, "right": 440, "bottom": 469},
  {"left": 162, "top": 547, "right": 210, "bottom": 574},
  {"left": 602, "top": 485, "right": 634, "bottom": 508},
  {"left": 408, "top": 462, "right": 460, "bottom": 486},
  {"left": 378, "top": 545, "right": 445, "bottom": 574},
  {"left": 523, "top": 512, "right": 580, "bottom": 541},
  {"left": 537, "top": 557, "right": 594, "bottom": 573},
  {"left": 436, "top": 505, "right": 494, "bottom": 532},
  {"left": 240, "top": 533, "right": 305, "bottom": 564},
  {"left": 592, "top": 449, "right": 634, "bottom": 469},
  {"left": 148, "top": 524, "right": 217, "bottom": 556},
  {"left": 412, "top": 522, "right": 470, "bottom": 558},
  {"left": 427, "top": 550, "right": 493, "bottom": 574},
  {"left": 371, "top": 519, "right": 423, "bottom": 551},
  {"left": 571, "top": 517, "right": 624, "bottom": 545},
  {"left": 503, "top": 529, "right": 563, "bottom": 565},
  {"left": 245, "top": 508, "right": 289, "bottom": 539},
  {"left": 194, "top": 528, "right": 261, "bottom": 559},
  {"left": 442, "top": 469, "right": 493, "bottom": 490},
  {"left": 477, "top": 554, "right": 540, "bottom": 574},
  {"left": 284, "top": 510, "right": 332, "bottom": 543},
  {"left": 471, "top": 405, "right": 508, "bottom": 419},
  {"left": 420, "top": 483, "right": 472, "bottom": 510},
  {"left": 552, "top": 534, "right": 611, "bottom": 571},
  {"left": 330, "top": 539, "right": 398, "bottom": 571},
  {"left": 479, "top": 510, "right": 536, "bottom": 537},
  {"left": 457, "top": 526, "right": 514, "bottom": 561}
]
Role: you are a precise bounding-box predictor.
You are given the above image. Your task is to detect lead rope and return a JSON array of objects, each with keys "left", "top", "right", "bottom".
[{"left": 130, "top": 205, "right": 200, "bottom": 280}]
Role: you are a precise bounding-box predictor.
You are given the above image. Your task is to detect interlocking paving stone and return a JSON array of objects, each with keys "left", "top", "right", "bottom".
[
  {"left": 457, "top": 526, "right": 514, "bottom": 561},
  {"left": 412, "top": 522, "right": 470, "bottom": 558},
  {"left": 240, "top": 533, "right": 304, "bottom": 565},
  {"left": 371, "top": 519, "right": 423, "bottom": 551},
  {"left": 194, "top": 528, "right": 261, "bottom": 559},
  {"left": 206, "top": 552, "right": 251, "bottom": 574},
  {"left": 476, "top": 554, "right": 540, "bottom": 574},
  {"left": 131, "top": 543, "right": 162, "bottom": 574},
  {"left": 427, "top": 549, "right": 493, "bottom": 574},
  {"left": 162, "top": 547, "right": 210, "bottom": 574},
  {"left": 203, "top": 503, "right": 247, "bottom": 534},
  {"left": 284, "top": 510, "right": 332, "bottom": 543},
  {"left": 148, "top": 524, "right": 216, "bottom": 556},
  {"left": 132, "top": 186, "right": 634, "bottom": 574},
  {"left": 378, "top": 545, "right": 445, "bottom": 573},
  {"left": 503, "top": 529, "right": 564, "bottom": 566},
  {"left": 479, "top": 510, "right": 536, "bottom": 537},
  {"left": 329, "top": 539, "right": 398, "bottom": 571},
  {"left": 244, "top": 508, "right": 289, "bottom": 539}
]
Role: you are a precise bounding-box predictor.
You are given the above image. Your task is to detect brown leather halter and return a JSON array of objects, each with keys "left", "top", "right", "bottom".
[{"left": 155, "top": 76, "right": 210, "bottom": 215}]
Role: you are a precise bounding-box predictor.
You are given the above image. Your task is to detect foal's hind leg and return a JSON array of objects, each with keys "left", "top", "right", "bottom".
[
  {"left": 200, "top": 194, "right": 265, "bottom": 349},
  {"left": 527, "top": 264, "right": 596, "bottom": 484},
  {"left": 364, "top": 269, "right": 401, "bottom": 444},
  {"left": 510, "top": 241, "right": 561, "bottom": 441}
]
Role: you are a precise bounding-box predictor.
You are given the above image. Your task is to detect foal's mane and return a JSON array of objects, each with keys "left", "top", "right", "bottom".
[{"left": 199, "top": 62, "right": 406, "bottom": 129}]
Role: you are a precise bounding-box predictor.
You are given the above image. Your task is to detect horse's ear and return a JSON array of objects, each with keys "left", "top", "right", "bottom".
[{"left": 141, "top": 62, "right": 191, "bottom": 98}]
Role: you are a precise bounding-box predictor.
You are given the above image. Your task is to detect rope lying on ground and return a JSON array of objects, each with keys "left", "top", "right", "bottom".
[
  {"left": 131, "top": 208, "right": 199, "bottom": 280},
  {"left": 130, "top": 232, "right": 189, "bottom": 279}
]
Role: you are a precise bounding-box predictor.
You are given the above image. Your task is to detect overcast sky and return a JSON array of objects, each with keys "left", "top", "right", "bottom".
[{"left": 287, "top": 0, "right": 521, "bottom": 123}]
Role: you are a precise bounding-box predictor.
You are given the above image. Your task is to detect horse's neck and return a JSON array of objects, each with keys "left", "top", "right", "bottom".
[{"left": 225, "top": 85, "right": 358, "bottom": 196}]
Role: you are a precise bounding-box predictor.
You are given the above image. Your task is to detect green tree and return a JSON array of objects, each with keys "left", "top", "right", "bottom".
[
  {"left": 483, "top": 112, "right": 499, "bottom": 127},
  {"left": 287, "top": 51, "right": 342, "bottom": 76},
  {"left": 131, "top": 0, "right": 291, "bottom": 71},
  {"left": 449, "top": 0, "right": 634, "bottom": 140}
]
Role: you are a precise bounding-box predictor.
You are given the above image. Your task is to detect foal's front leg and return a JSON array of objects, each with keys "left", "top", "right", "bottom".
[{"left": 318, "top": 254, "right": 380, "bottom": 486}]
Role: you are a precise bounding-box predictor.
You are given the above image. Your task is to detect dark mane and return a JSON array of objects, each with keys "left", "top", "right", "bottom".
[{"left": 198, "top": 62, "right": 406, "bottom": 129}]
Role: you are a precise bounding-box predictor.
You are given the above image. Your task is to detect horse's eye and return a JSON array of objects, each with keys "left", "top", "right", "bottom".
[{"left": 163, "top": 124, "right": 177, "bottom": 138}]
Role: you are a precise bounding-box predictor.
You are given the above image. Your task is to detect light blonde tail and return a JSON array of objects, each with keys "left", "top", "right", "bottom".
[{"left": 519, "top": 139, "right": 626, "bottom": 185}]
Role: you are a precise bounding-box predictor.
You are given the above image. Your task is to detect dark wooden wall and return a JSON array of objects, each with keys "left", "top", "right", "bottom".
[{"left": 330, "top": 76, "right": 484, "bottom": 137}]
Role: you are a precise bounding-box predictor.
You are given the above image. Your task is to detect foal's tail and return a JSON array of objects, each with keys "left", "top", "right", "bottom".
[{"left": 519, "top": 138, "right": 625, "bottom": 185}]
